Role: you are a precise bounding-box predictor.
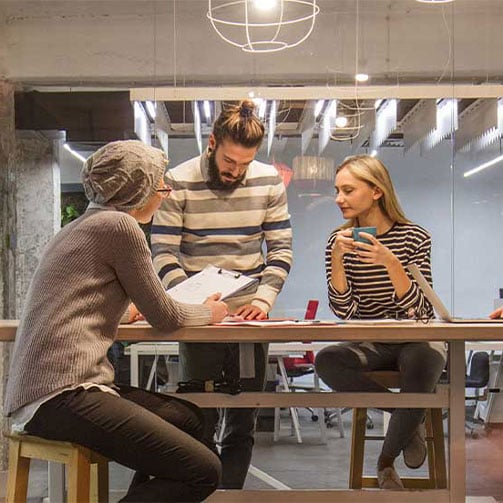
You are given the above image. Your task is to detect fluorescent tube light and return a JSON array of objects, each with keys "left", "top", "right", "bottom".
[
  {"left": 145, "top": 101, "right": 156, "bottom": 120},
  {"left": 464, "top": 154, "right": 503, "bottom": 178},
  {"left": 63, "top": 143, "right": 87, "bottom": 163},
  {"left": 203, "top": 100, "right": 212, "bottom": 121},
  {"left": 254, "top": 0, "right": 277, "bottom": 10},
  {"left": 314, "top": 100, "right": 325, "bottom": 118},
  {"left": 257, "top": 99, "right": 267, "bottom": 119}
]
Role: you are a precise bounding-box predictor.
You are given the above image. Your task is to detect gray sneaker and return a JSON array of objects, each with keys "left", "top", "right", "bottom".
[
  {"left": 403, "top": 422, "right": 427, "bottom": 469},
  {"left": 377, "top": 466, "right": 404, "bottom": 490}
]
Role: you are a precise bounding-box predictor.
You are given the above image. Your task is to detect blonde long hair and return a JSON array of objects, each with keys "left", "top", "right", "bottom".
[{"left": 336, "top": 155, "right": 410, "bottom": 229}]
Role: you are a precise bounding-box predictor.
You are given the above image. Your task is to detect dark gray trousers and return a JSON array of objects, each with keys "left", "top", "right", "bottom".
[
  {"left": 25, "top": 385, "right": 221, "bottom": 502},
  {"left": 315, "top": 341, "right": 446, "bottom": 460},
  {"left": 179, "top": 342, "right": 268, "bottom": 489}
]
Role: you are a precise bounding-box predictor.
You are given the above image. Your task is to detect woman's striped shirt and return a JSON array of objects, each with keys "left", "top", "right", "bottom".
[{"left": 325, "top": 222, "right": 434, "bottom": 320}]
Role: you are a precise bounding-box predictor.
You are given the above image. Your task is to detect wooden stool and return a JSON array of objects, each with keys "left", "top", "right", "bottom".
[
  {"left": 349, "top": 371, "right": 447, "bottom": 489},
  {"left": 6, "top": 434, "right": 109, "bottom": 502}
]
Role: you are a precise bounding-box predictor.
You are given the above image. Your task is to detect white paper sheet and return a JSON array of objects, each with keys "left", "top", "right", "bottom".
[{"left": 166, "top": 265, "right": 258, "bottom": 304}]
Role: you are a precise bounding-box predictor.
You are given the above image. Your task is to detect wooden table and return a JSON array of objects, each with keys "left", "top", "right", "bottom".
[{"left": 2, "top": 319, "right": 503, "bottom": 502}]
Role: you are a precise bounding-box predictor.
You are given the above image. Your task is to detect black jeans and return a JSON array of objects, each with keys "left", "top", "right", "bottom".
[
  {"left": 25, "top": 385, "right": 221, "bottom": 502},
  {"left": 315, "top": 341, "right": 446, "bottom": 460},
  {"left": 179, "top": 342, "right": 268, "bottom": 489}
]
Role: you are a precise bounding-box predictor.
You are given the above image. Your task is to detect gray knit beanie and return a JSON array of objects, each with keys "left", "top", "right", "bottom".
[{"left": 81, "top": 140, "right": 166, "bottom": 211}]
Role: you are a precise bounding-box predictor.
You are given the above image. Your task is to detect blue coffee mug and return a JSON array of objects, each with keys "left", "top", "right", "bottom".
[{"left": 352, "top": 226, "right": 377, "bottom": 244}]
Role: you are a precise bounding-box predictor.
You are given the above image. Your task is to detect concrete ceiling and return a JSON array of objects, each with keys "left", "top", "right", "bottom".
[
  {"left": 1, "top": 0, "right": 503, "bottom": 87},
  {"left": 4, "top": 0, "right": 503, "bottom": 155}
]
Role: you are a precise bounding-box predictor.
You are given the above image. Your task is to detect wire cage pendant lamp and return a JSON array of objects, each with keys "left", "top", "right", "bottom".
[{"left": 207, "top": 0, "right": 320, "bottom": 53}]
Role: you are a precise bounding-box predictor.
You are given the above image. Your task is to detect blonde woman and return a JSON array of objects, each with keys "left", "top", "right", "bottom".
[{"left": 315, "top": 155, "right": 446, "bottom": 490}]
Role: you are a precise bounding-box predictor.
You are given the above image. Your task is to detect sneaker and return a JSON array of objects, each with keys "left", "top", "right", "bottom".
[
  {"left": 377, "top": 466, "right": 404, "bottom": 490},
  {"left": 403, "top": 422, "right": 427, "bottom": 469}
]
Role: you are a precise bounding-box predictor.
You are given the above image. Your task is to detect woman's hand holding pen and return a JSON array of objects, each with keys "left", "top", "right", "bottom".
[{"left": 204, "top": 293, "right": 229, "bottom": 323}]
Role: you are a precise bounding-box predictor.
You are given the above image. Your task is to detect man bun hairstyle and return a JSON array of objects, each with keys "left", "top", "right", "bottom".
[{"left": 212, "top": 99, "right": 265, "bottom": 149}]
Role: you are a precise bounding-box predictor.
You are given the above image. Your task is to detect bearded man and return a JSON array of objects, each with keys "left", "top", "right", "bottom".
[{"left": 151, "top": 99, "right": 292, "bottom": 489}]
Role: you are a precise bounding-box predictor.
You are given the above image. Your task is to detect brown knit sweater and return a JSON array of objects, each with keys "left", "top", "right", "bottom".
[{"left": 4, "top": 207, "right": 211, "bottom": 415}]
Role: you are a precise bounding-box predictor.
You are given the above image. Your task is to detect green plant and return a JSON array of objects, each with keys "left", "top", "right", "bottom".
[{"left": 61, "top": 204, "right": 80, "bottom": 226}]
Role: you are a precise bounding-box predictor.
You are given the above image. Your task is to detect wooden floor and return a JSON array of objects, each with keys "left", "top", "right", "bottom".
[{"left": 466, "top": 424, "right": 503, "bottom": 502}]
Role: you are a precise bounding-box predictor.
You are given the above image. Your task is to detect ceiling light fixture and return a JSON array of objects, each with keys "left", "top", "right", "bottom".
[
  {"left": 193, "top": 101, "right": 203, "bottom": 154},
  {"left": 355, "top": 73, "right": 369, "bottom": 83},
  {"left": 267, "top": 100, "right": 277, "bottom": 156},
  {"left": 254, "top": 0, "right": 277, "bottom": 10},
  {"left": 463, "top": 154, "right": 503, "bottom": 178},
  {"left": 145, "top": 101, "right": 156, "bottom": 120},
  {"left": 63, "top": 143, "right": 87, "bottom": 163},
  {"left": 203, "top": 100, "right": 212, "bottom": 121},
  {"left": 415, "top": 0, "right": 454, "bottom": 3},
  {"left": 314, "top": 99, "right": 324, "bottom": 118},
  {"left": 207, "top": 0, "right": 320, "bottom": 53},
  {"left": 335, "top": 116, "right": 348, "bottom": 128}
]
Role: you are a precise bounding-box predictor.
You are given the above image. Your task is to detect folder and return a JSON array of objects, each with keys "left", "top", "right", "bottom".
[{"left": 166, "top": 265, "right": 258, "bottom": 305}]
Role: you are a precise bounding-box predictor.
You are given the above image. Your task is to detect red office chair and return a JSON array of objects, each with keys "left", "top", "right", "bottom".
[
  {"left": 281, "top": 299, "right": 318, "bottom": 380},
  {"left": 279, "top": 301, "right": 325, "bottom": 424}
]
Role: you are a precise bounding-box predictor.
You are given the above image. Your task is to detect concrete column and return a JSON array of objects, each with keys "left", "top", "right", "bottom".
[
  {"left": 0, "top": 80, "right": 15, "bottom": 470},
  {"left": 0, "top": 83, "right": 62, "bottom": 468},
  {"left": 15, "top": 131, "right": 62, "bottom": 314}
]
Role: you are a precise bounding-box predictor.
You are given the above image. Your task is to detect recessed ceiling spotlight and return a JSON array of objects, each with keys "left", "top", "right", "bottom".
[{"left": 355, "top": 73, "right": 370, "bottom": 83}]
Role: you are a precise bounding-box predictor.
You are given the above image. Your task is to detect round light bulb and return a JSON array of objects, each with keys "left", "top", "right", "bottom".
[
  {"left": 355, "top": 73, "right": 370, "bottom": 83},
  {"left": 335, "top": 116, "right": 348, "bottom": 128},
  {"left": 254, "top": 0, "right": 277, "bottom": 11}
]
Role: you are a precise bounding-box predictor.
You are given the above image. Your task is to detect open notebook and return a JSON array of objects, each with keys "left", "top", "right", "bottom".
[{"left": 407, "top": 263, "right": 503, "bottom": 323}]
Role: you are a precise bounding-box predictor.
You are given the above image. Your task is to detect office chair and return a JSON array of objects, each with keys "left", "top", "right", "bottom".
[
  {"left": 281, "top": 350, "right": 319, "bottom": 421},
  {"left": 273, "top": 300, "right": 344, "bottom": 441},
  {"left": 465, "top": 351, "right": 490, "bottom": 435},
  {"left": 441, "top": 350, "right": 491, "bottom": 436}
]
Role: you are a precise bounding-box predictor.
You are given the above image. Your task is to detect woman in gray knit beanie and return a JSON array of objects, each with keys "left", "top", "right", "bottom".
[
  {"left": 5, "top": 140, "right": 227, "bottom": 502},
  {"left": 82, "top": 139, "right": 167, "bottom": 211}
]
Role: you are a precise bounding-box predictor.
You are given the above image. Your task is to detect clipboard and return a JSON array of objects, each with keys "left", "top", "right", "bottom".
[{"left": 166, "top": 265, "right": 258, "bottom": 304}]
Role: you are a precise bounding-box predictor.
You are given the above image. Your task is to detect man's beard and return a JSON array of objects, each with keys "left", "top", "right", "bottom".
[{"left": 207, "top": 149, "right": 246, "bottom": 190}]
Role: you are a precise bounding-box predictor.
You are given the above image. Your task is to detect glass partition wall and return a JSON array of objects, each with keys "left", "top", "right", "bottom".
[{"left": 7, "top": 0, "right": 503, "bottom": 320}]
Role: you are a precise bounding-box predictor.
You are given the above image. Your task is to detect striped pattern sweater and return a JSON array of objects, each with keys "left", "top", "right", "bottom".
[
  {"left": 326, "top": 222, "right": 434, "bottom": 320},
  {"left": 5, "top": 208, "right": 211, "bottom": 415},
  {"left": 151, "top": 153, "right": 293, "bottom": 313}
]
